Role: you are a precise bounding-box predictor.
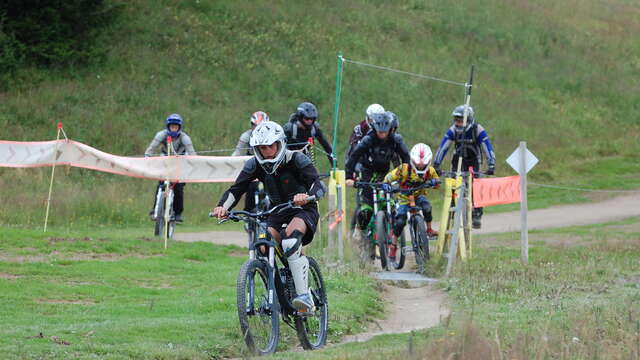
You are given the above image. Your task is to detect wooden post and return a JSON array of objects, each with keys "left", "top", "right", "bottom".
[{"left": 519, "top": 141, "right": 529, "bottom": 265}]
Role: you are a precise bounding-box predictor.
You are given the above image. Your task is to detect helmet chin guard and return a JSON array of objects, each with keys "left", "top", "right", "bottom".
[{"left": 250, "top": 122, "right": 287, "bottom": 174}]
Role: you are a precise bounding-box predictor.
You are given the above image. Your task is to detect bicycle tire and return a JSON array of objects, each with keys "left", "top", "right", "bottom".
[
  {"left": 237, "top": 259, "right": 279, "bottom": 355},
  {"left": 375, "top": 211, "right": 389, "bottom": 270},
  {"left": 391, "top": 228, "right": 406, "bottom": 270},
  {"left": 295, "top": 257, "right": 328, "bottom": 350},
  {"left": 413, "top": 215, "right": 430, "bottom": 269},
  {"left": 154, "top": 194, "right": 165, "bottom": 237}
]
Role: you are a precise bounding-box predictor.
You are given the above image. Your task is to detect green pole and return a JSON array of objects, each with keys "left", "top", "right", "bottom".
[{"left": 331, "top": 52, "right": 344, "bottom": 174}]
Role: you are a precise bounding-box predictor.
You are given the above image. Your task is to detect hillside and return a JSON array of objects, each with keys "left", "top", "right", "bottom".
[{"left": 2, "top": 0, "right": 640, "bottom": 226}]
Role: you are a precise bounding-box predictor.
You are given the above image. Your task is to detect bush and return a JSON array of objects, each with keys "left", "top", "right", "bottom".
[{"left": 0, "top": 0, "right": 120, "bottom": 73}]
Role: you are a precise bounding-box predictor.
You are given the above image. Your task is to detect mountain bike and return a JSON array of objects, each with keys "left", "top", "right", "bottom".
[
  {"left": 354, "top": 182, "right": 398, "bottom": 271},
  {"left": 152, "top": 180, "right": 176, "bottom": 239},
  {"left": 244, "top": 181, "right": 271, "bottom": 253},
  {"left": 215, "top": 197, "right": 328, "bottom": 355},
  {"left": 389, "top": 181, "right": 440, "bottom": 272}
]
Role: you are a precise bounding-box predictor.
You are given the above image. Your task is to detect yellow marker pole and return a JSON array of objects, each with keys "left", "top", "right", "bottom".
[{"left": 43, "top": 123, "right": 63, "bottom": 232}]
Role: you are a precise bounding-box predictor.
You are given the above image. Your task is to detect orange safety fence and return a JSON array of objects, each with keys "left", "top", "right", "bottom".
[{"left": 473, "top": 175, "right": 521, "bottom": 208}]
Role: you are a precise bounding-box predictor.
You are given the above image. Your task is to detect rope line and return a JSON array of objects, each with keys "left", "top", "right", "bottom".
[
  {"left": 529, "top": 182, "right": 640, "bottom": 193},
  {"left": 342, "top": 57, "right": 467, "bottom": 87}
]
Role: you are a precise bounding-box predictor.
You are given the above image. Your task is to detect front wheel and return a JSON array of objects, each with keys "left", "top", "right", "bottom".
[
  {"left": 295, "top": 257, "right": 328, "bottom": 350},
  {"left": 375, "top": 211, "right": 389, "bottom": 270},
  {"left": 154, "top": 195, "right": 165, "bottom": 237},
  {"left": 237, "top": 259, "right": 279, "bottom": 355},
  {"left": 412, "top": 215, "right": 430, "bottom": 271}
]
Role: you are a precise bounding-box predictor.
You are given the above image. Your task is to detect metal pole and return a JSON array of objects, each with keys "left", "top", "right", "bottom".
[
  {"left": 519, "top": 141, "right": 529, "bottom": 265},
  {"left": 331, "top": 53, "right": 345, "bottom": 173},
  {"left": 164, "top": 136, "right": 172, "bottom": 250},
  {"left": 44, "top": 124, "right": 63, "bottom": 232},
  {"left": 455, "top": 65, "right": 475, "bottom": 176}
]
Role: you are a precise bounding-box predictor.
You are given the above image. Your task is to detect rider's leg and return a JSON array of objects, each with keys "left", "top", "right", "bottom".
[
  {"left": 281, "top": 218, "right": 314, "bottom": 311},
  {"left": 393, "top": 204, "right": 409, "bottom": 240},
  {"left": 357, "top": 168, "right": 374, "bottom": 229},
  {"left": 417, "top": 195, "right": 437, "bottom": 235},
  {"left": 173, "top": 183, "right": 185, "bottom": 221}
]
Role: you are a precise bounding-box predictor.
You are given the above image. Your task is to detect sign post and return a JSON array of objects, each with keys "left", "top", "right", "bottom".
[{"left": 506, "top": 142, "right": 539, "bottom": 265}]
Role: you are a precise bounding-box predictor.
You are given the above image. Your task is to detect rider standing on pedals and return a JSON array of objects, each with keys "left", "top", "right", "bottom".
[
  {"left": 232, "top": 111, "right": 270, "bottom": 213},
  {"left": 433, "top": 105, "right": 496, "bottom": 229},
  {"left": 145, "top": 113, "right": 196, "bottom": 223},
  {"left": 212, "top": 121, "right": 325, "bottom": 312},
  {"left": 345, "top": 112, "right": 411, "bottom": 257},
  {"left": 383, "top": 143, "right": 440, "bottom": 260},
  {"left": 283, "top": 102, "right": 335, "bottom": 167}
]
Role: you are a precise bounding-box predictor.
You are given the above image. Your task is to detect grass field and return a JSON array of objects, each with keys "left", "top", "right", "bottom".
[
  {"left": 0, "top": 227, "right": 381, "bottom": 359},
  {"left": 267, "top": 217, "right": 640, "bottom": 359}
]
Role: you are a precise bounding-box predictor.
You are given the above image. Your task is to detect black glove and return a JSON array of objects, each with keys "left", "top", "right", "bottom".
[{"left": 486, "top": 165, "right": 495, "bottom": 176}]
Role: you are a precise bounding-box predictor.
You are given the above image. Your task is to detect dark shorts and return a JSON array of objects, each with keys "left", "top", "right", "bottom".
[{"left": 267, "top": 205, "right": 319, "bottom": 246}]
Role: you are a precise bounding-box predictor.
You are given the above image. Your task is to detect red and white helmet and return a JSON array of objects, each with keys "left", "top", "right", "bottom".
[
  {"left": 250, "top": 111, "right": 270, "bottom": 126},
  {"left": 410, "top": 143, "right": 433, "bottom": 176}
]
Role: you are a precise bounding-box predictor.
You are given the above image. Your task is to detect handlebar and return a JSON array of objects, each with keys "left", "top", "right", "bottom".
[
  {"left": 440, "top": 170, "right": 490, "bottom": 178},
  {"left": 210, "top": 195, "right": 317, "bottom": 223},
  {"left": 354, "top": 181, "right": 386, "bottom": 189},
  {"left": 389, "top": 180, "right": 440, "bottom": 194}
]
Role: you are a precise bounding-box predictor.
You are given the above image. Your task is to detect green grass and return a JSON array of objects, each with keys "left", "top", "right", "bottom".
[
  {"left": 0, "top": 227, "right": 381, "bottom": 359},
  {"left": 263, "top": 217, "right": 640, "bottom": 359},
  {"left": 2, "top": 0, "right": 640, "bottom": 227}
]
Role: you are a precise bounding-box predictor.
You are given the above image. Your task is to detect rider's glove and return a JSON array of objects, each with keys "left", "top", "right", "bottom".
[
  {"left": 427, "top": 179, "right": 440, "bottom": 188},
  {"left": 486, "top": 165, "right": 495, "bottom": 176},
  {"left": 381, "top": 183, "right": 392, "bottom": 193}
]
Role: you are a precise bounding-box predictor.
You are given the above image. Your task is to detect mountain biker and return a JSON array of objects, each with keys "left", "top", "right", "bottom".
[
  {"left": 283, "top": 102, "right": 334, "bottom": 167},
  {"left": 383, "top": 143, "right": 440, "bottom": 260},
  {"left": 145, "top": 113, "right": 196, "bottom": 223},
  {"left": 232, "top": 111, "right": 269, "bottom": 213},
  {"left": 345, "top": 103, "right": 385, "bottom": 162},
  {"left": 433, "top": 105, "right": 496, "bottom": 229},
  {"left": 345, "top": 112, "right": 411, "bottom": 241},
  {"left": 211, "top": 121, "right": 326, "bottom": 312}
]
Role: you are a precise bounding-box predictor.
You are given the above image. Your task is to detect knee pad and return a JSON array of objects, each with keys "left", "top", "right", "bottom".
[{"left": 282, "top": 230, "right": 304, "bottom": 260}]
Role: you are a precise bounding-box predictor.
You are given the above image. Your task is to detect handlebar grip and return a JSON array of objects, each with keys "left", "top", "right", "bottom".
[
  {"left": 208, "top": 212, "right": 215, "bottom": 218},
  {"left": 306, "top": 195, "right": 317, "bottom": 202}
]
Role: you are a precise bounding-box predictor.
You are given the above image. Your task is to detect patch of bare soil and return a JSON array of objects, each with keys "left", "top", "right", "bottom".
[
  {"left": 0, "top": 272, "right": 21, "bottom": 280},
  {"left": 35, "top": 298, "right": 95, "bottom": 305}
]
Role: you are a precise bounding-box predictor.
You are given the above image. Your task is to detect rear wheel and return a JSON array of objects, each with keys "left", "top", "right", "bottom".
[
  {"left": 390, "top": 225, "right": 406, "bottom": 270},
  {"left": 295, "top": 257, "right": 328, "bottom": 350},
  {"left": 375, "top": 211, "right": 389, "bottom": 270},
  {"left": 237, "top": 259, "right": 279, "bottom": 355}
]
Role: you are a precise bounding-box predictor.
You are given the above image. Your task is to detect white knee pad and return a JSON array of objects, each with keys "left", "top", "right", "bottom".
[{"left": 283, "top": 237, "right": 309, "bottom": 296}]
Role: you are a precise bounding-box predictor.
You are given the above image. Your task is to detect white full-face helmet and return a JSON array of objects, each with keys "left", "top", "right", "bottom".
[
  {"left": 365, "top": 103, "right": 385, "bottom": 123},
  {"left": 410, "top": 143, "right": 433, "bottom": 177},
  {"left": 249, "top": 121, "right": 287, "bottom": 174}
]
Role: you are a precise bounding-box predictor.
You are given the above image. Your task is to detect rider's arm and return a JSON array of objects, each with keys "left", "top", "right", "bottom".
[
  {"left": 217, "top": 158, "right": 259, "bottom": 211},
  {"left": 144, "top": 130, "right": 166, "bottom": 157},
  {"left": 383, "top": 165, "right": 402, "bottom": 184},
  {"left": 314, "top": 125, "right": 335, "bottom": 166},
  {"left": 433, "top": 127, "right": 455, "bottom": 168},
  {"left": 393, "top": 134, "right": 411, "bottom": 164},
  {"left": 231, "top": 131, "right": 251, "bottom": 156},
  {"left": 476, "top": 124, "right": 496, "bottom": 167},
  {"left": 294, "top": 152, "right": 326, "bottom": 200},
  {"left": 426, "top": 167, "right": 441, "bottom": 189},
  {"left": 345, "top": 135, "right": 372, "bottom": 179},
  {"left": 180, "top": 133, "right": 196, "bottom": 155}
]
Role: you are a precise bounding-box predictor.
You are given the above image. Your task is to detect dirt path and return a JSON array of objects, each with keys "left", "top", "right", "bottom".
[{"left": 176, "top": 192, "right": 640, "bottom": 350}]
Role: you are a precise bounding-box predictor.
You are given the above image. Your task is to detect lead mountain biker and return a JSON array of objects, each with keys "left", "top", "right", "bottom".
[
  {"left": 145, "top": 113, "right": 196, "bottom": 223},
  {"left": 211, "top": 121, "right": 326, "bottom": 312},
  {"left": 345, "top": 112, "right": 410, "bottom": 237},
  {"left": 283, "top": 102, "right": 335, "bottom": 167},
  {"left": 232, "top": 111, "right": 269, "bottom": 213},
  {"left": 383, "top": 143, "right": 440, "bottom": 260},
  {"left": 433, "top": 105, "right": 496, "bottom": 229}
]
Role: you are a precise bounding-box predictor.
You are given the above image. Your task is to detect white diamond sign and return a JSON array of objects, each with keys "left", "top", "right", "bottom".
[{"left": 506, "top": 146, "right": 538, "bottom": 175}]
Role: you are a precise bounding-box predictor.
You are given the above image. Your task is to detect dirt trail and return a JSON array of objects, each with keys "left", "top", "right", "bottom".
[{"left": 175, "top": 192, "right": 640, "bottom": 348}]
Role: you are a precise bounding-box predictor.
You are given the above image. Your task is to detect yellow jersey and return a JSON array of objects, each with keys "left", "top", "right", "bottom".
[{"left": 384, "top": 163, "right": 440, "bottom": 203}]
